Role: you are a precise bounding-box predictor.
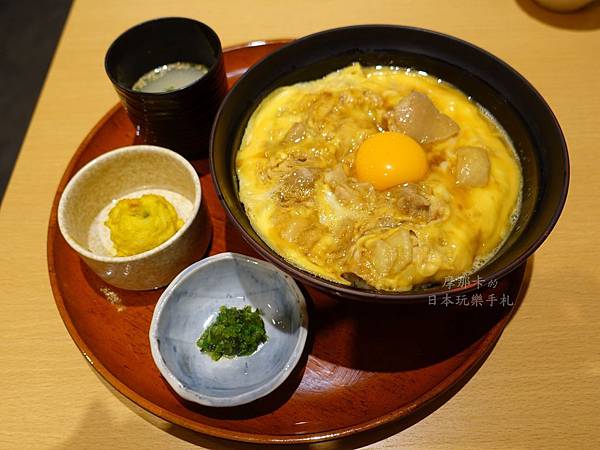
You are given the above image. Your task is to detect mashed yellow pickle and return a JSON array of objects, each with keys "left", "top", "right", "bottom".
[{"left": 105, "top": 194, "right": 184, "bottom": 256}]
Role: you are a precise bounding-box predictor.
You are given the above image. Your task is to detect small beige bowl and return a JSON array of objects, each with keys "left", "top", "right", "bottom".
[{"left": 58, "top": 145, "right": 211, "bottom": 290}]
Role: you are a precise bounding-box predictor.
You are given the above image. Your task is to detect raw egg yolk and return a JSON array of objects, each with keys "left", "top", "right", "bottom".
[{"left": 355, "top": 131, "right": 428, "bottom": 190}]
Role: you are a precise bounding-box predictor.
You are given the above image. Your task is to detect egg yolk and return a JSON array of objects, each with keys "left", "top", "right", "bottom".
[{"left": 355, "top": 131, "right": 429, "bottom": 190}]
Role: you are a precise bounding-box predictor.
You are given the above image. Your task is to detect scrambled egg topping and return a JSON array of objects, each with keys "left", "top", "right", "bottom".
[{"left": 237, "top": 64, "right": 522, "bottom": 291}]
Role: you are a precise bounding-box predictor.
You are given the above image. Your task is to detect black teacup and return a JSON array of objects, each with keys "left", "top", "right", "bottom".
[{"left": 105, "top": 17, "right": 227, "bottom": 159}]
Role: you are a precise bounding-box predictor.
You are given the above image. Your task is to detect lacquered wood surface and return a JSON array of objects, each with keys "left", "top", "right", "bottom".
[
  {"left": 46, "top": 41, "right": 525, "bottom": 444},
  {"left": 2, "top": 1, "right": 599, "bottom": 448}
]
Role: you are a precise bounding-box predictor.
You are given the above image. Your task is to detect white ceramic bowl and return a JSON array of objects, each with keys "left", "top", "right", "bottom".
[
  {"left": 57, "top": 145, "right": 211, "bottom": 290},
  {"left": 149, "top": 252, "right": 308, "bottom": 407}
]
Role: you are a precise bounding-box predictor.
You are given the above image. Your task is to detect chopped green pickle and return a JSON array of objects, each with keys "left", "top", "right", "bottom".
[{"left": 197, "top": 306, "right": 268, "bottom": 361}]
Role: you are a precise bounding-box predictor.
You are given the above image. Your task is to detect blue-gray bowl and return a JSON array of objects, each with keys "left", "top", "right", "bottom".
[{"left": 149, "top": 252, "right": 308, "bottom": 407}]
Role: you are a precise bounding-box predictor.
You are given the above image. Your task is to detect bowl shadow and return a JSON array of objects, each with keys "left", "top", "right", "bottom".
[
  {"left": 306, "top": 261, "right": 527, "bottom": 372},
  {"left": 80, "top": 260, "right": 162, "bottom": 308},
  {"left": 224, "top": 217, "right": 262, "bottom": 258}
]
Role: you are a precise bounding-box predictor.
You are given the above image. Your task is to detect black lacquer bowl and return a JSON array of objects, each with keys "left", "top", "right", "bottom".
[
  {"left": 105, "top": 17, "right": 227, "bottom": 159},
  {"left": 210, "top": 25, "right": 569, "bottom": 303}
]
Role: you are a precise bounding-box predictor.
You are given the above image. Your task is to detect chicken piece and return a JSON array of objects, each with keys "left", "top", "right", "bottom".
[
  {"left": 323, "top": 164, "right": 348, "bottom": 187},
  {"left": 275, "top": 211, "right": 322, "bottom": 250},
  {"left": 348, "top": 228, "right": 413, "bottom": 279},
  {"left": 396, "top": 183, "right": 430, "bottom": 212},
  {"left": 388, "top": 183, "right": 432, "bottom": 222},
  {"left": 276, "top": 167, "right": 316, "bottom": 203},
  {"left": 334, "top": 184, "right": 360, "bottom": 205},
  {"left": 371, "top": 239, "right": 396, "bottom": 275},
  {"left": 455, "top": 146, "right": 490, "bottom": 187},
  {"left": 384, "top": 228, "right": 413, "bottom": 273},
  {"left": 284, "top": 122, "right": 306, "bottom": 144},
  {"left": 386, "top": 91, "right": 459, "bottom": 144}
]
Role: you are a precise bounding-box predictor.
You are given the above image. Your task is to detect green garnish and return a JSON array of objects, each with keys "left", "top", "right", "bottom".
[{"left": 197, "top": 306, "right": 268, "bottom": 361}]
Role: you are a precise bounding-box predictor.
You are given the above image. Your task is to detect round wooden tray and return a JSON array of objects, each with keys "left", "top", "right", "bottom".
[{"left": 47, "top": 41, "right": 527, "bottom": 445}]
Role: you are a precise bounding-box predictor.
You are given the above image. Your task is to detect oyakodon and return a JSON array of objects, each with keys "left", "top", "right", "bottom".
[{"left": 236, "top": 63, "right": 522, "bottom": 291}]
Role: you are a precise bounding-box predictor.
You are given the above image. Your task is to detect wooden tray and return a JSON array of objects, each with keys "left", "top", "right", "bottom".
[{"left": 47, "top": 41, "right": 527, "bottom": 445}]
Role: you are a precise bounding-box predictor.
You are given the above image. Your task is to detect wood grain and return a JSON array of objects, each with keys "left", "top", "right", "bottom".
[{"left": 1, "top": 0, "right": 599, "bottom": 448}]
